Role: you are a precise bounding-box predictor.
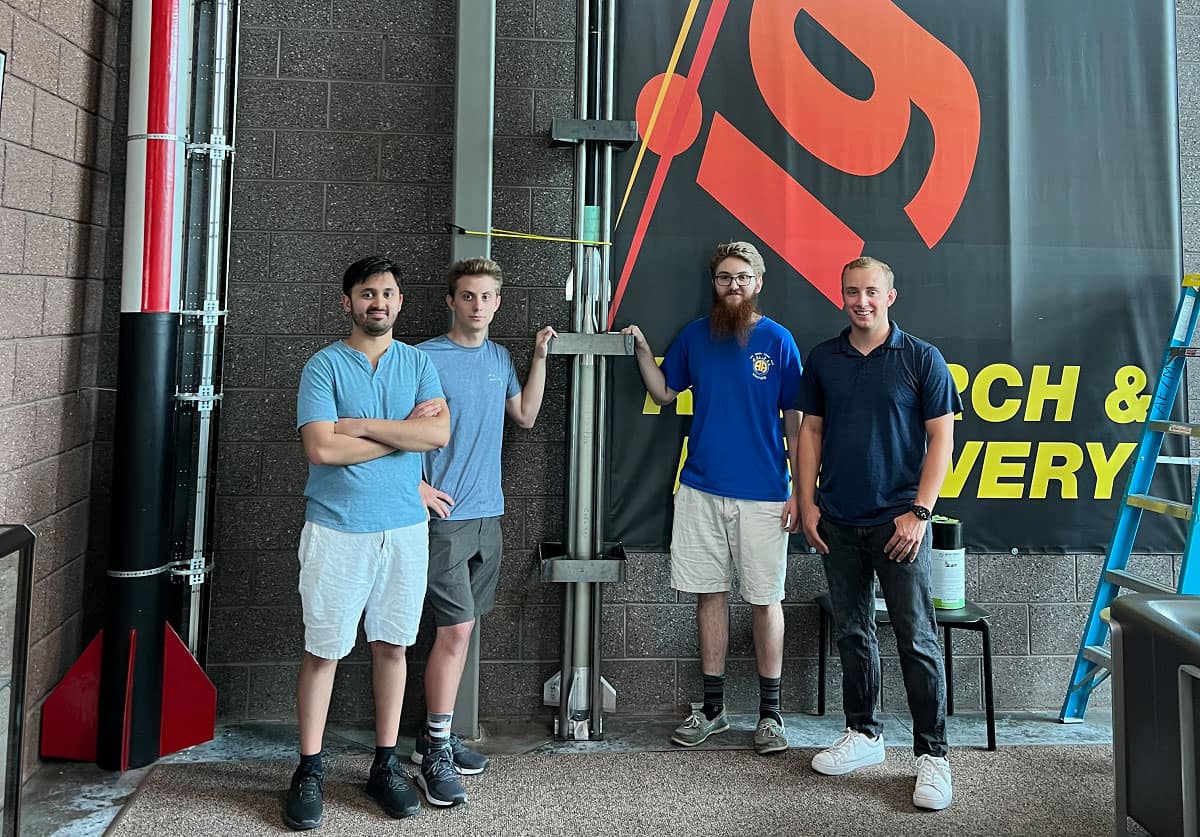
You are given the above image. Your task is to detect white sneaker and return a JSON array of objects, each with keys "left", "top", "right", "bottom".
[
  {"left": 912, "top": 754, "right": 953, "bottom": 810},
  {"left": 811, "top": 728, "right": 885, "bottom": 775}
]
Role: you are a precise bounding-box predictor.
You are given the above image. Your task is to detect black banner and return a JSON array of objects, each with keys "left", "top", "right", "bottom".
[{"left": 605, "top": 0, "right": 1185, "bottom": 552}]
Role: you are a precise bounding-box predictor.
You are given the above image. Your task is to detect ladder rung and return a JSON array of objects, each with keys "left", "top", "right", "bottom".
[
  {"left": 1157, "top": 456, "right": 1200, "bottom": 465},
  {"left": 1168, "top": 347, "right": 1200, "bottom": 358},
  {"left": 1149, "top": 420, "right": 1200, "bottom": 437},
  {"left": 1082, "top": 645, "right": 1111, "bottom": 669},
  {"left": 1127, "top": 494, "right": 1193, "bottom": 520},
  {"left": 1104, "top": 569, "right": 1176, "bottom": 596}
]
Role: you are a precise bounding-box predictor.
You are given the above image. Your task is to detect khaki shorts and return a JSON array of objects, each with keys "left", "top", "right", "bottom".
[
  {"left": 669, "top": 484, "right": 787, "bottom": 605},
  {"left": 297, "top": 520, "right": 428, "bottom": 659}
]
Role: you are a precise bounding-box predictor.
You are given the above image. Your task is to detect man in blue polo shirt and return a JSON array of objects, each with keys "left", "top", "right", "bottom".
[
  {"left": 284, "top": 256, "right": 450, "bottom": 831},
  {"left": 795, "top": 256, "right": 961, "bottom": 811},
  {"left": 623, "top": 240, "right": 802, "bottom": 755}
]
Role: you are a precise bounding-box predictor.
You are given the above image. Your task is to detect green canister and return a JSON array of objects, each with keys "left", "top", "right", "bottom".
[{"left": 931, "top": 516, "right": 965, "bottom": 609}]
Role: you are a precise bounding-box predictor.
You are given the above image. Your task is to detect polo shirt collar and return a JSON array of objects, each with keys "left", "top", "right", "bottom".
[{"left": 835, "top": 321, "right": 905, "bottom": 354}]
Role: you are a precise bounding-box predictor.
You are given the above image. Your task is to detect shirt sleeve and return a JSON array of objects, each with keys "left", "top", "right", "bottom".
[
  {"left": 793, "top": 346, "right": 825, "bottom": 417},
  {"left": 297, "top": 353, "right": 339, "bottom": 429},
  {"left": 920, "top": 345, "right": 964, "bottom": 420},
  {"left": 779, "top": 332, "right": 803, "bottom": 412},
  {"left": 416, "top": 352, "right": 446, "bottom": 402},
  {"left": 660, "top": 326, "right": 691, "bottom": 394},
  {"left": 502, "top": 346, "right": 522, "bottom": 399}
]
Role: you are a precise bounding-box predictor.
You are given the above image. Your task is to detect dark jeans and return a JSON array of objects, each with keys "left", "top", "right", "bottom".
[{"left": 819, "top": 517, "right": 947, "bottom": 757}]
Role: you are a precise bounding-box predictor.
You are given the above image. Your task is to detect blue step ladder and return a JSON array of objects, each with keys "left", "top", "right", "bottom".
[{"left": 1060, "top": 273, "right": 1200, "bottom": 723}]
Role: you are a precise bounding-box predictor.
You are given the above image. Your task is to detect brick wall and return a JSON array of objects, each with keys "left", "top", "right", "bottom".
[{"left": 0, "top": 0, "right": 119, "bottom": 771}]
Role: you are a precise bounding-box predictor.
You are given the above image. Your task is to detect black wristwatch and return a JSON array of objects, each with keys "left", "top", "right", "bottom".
[{"left": 910, "top": 504, "right": 932, "bottom": 521}]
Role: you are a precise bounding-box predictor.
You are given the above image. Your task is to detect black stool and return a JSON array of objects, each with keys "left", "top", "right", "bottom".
[{"left": 814, "top": 593, "right": 996, "bottom": 751}]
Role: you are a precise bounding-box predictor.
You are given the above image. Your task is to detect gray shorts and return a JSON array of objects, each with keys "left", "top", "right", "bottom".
[{"left": 426, "top": 517, "right": 503, "bottom": 627}]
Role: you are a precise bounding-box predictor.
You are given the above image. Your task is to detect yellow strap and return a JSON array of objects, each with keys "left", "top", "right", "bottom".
[
  {"left": 454, "top": 226, "right": 611, "bottom": 247},
  {"left": 1183, "top": 274, "right": 1200, "bottom": 288}
]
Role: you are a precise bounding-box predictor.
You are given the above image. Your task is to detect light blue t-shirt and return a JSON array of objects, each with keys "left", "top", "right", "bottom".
[
  {"left": 418, "top": 335, "right": 521, "bottom": 519},
  {"left": 661, "top": 316, "right": 803, "bottom": 502},
  {"left": 297, "top": 340, "right": 444, "bottom": 532}
]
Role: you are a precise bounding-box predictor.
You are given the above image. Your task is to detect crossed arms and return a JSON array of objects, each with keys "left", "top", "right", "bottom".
[{"left": 300, "top": 398, "right": 450, "bottom": 466}]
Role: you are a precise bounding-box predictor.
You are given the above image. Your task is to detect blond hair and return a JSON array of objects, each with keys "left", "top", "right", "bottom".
[
  {"left": 841, "top": 256, "right": 894, "bottom": 288},
  {"left": 710, "top": 241, "right": 765, "bottom": 278}
]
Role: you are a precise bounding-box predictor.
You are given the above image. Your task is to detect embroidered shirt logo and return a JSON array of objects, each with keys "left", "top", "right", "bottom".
[{"left": 750, "top": 352, "right": 772, "bottom": 381}]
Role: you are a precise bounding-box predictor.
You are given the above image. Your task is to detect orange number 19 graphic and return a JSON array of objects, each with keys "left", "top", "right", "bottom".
[{"left": 611, "top": 0, "right": 981, "bottom": 320}]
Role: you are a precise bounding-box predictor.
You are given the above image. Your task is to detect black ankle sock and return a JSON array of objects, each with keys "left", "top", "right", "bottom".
[
  {"left": 372, "top": 745, "right": 395, "bottom": 768},
  {"left": 759, "top": 674, "right": 782, "bottom": 723},
  {"left": 299, "top": 751, "right": 323, "bottom": 773},
  {"left": 702, "top": 673, "right": 726, "bottom": 720}
]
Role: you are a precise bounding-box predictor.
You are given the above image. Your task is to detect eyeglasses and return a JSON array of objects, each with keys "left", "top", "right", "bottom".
[{"left": 714, "top": 273, "right": 756, "bottom": 287}]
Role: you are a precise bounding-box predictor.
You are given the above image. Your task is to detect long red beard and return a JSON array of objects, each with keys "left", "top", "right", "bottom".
[{"left": 709, "top": 292, "right": 759, "bottom": 344}]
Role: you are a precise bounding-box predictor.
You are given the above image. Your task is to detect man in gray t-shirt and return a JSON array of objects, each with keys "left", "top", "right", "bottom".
[{"left": 410, "top": 257, "right": 555, "bottom": 808}]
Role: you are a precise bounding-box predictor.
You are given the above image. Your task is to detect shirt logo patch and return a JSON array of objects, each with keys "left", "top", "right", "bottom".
[
  {"left": 487, "top": 373, "right": 503, "bottom": 385},
  {"left": 750, "top": 352, "right": 773, "bottom": 380}
]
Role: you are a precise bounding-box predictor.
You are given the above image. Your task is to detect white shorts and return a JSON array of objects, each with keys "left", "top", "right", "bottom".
[
  {"left": 297, "top": 520, "right": 429, "bottom": 659},
  {"left": 669, "top": 484, "right": 788, "bottom": 605}
]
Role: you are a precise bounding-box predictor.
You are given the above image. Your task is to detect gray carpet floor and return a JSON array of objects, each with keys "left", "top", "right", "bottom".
[{"left": 108, "top": 745, "right": 1114, "bottom": 836}]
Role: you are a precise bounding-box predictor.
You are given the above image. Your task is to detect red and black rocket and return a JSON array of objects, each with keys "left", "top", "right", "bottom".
[{"left": 40, "top": 0, "right": 216, "bottom": 771}]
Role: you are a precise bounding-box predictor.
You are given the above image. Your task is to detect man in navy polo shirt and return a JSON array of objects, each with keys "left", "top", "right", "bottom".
[
  {"left": 794, "top": 256, "right": 961, "bottom": 811},
  {"left": 623, "top": 240, "right": 802, "bottom": 755}
]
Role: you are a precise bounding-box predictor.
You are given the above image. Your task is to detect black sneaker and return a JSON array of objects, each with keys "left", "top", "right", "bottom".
[
  {"left": 416, "top": 745, "right": 468, "bottom": 807},
  {"left": 283, "top": 763, "right": 324, "bottom": 830},
  {"left": 365, "top": 755, "right": 422, "bottom": 819},
  {"left": 411, "top": 733, "right": 490, "bottom": 775}
]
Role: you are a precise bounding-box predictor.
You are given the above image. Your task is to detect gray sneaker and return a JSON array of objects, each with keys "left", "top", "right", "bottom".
[
  {"left": 754, "top": 716, "right": 788, "bottom": 754},
  {"left": 670, "top": 703, "right": 729, "bottom": 746}
]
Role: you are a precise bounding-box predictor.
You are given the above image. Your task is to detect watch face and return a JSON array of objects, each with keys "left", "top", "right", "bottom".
[{"left": 912, "top": 505, "right": 931, "bottom": 520}]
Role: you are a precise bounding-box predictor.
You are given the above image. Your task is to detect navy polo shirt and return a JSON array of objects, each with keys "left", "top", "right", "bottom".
[{"left": 795, "top": 322, "right": 962, "bottom": 527}]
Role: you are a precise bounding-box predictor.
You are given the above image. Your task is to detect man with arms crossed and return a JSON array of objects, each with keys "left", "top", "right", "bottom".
[
  {"left": 284, "top": 256, "right": 449, "bottom": 830},
  {"left": 623, "top": 241, "right": 802, "bottom": 754},
  {"left": 413, "top": 257, "right": 556, "bottom": 807},
  {"left": 795, "top": 256, "right": 961, "bottom": 810}
]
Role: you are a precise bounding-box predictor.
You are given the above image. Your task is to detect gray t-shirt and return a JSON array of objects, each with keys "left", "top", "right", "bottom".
[{"left": 418, "top": 335, "right": 521, "bottom": 519}]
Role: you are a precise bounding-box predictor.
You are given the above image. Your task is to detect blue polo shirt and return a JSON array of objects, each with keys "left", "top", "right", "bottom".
[
  {"left": 661, "top": 316, "right": 803, "bottom": 502},
  {"left": 795, "top": 323, "right": 962, "bottom": 527},
  {"left": 297, "top": 339, "right": 444, "bottom": 532}
]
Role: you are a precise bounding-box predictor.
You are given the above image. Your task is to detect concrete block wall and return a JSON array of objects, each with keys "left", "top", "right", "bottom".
[
  {"left": 0, "top": 0, "right": 119, "bottom": 772},
  {"left": 0, "top": 0, "right": 1183, "bottom": 742},
  {"left": 197, "top": 0, "right": 1200, "bottom": 724}
]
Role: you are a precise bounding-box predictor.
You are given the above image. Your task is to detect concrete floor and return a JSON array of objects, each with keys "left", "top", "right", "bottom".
[{"left": 18, "top": 708, "right": 1114, "bottom": 836}]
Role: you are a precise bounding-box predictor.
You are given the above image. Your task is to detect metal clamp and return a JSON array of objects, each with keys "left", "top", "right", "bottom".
[
  {"left": 129, "top": 132, "right": 186, "bottom": 143},
  {"left": 107, "top": 564, "right": 170, "bottom": 579},
  {"left": 168, "top": 558, "right": 213, "bottom": 586},
  {"left": 176, "top": 388, "right": 222, "bottom": 412}
]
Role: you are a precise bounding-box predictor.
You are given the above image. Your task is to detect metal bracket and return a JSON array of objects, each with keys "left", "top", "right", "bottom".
[
  {"left": 549, "top": 118, "right": 638, "bottom": 149},
  {"left": 179, "top": 305, "right": 228, "bottom": 327},
  {"left": 176, "top": 387, "right": 221, "bottom": 412},
  {"left": 541, "top": 558, "right": 625, "bottom": 583},
  {"left": 168, "top": 558, "right": 213, "bottom": 586},
  {"left": 187, "top": 141, "right": 234, "bottom": 159},
  {"left": 546, "top": 332, "right": 634, "bottom": 357}
]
